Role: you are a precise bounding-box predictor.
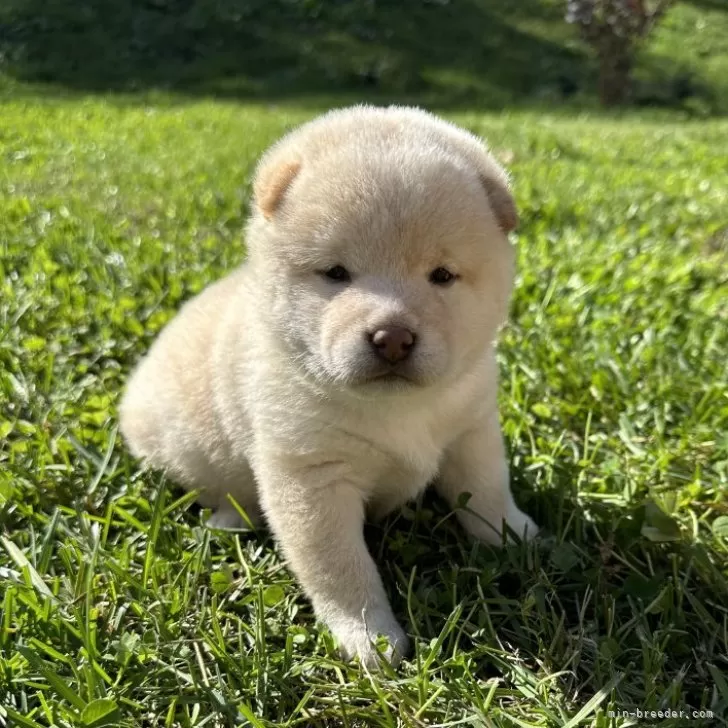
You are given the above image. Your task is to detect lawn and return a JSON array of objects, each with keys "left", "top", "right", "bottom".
[{"left": 1, "top": 1, "right": 728, "bottom": 727}]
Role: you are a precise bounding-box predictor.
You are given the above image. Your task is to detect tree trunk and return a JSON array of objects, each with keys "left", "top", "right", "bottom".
[{"left": 598, "top": 39, "right": 633, "bottom": 106}]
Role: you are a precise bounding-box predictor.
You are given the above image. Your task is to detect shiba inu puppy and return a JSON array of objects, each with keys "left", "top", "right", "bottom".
[{"left": 120, "top": 105, "right": 538, "bottom": 667}]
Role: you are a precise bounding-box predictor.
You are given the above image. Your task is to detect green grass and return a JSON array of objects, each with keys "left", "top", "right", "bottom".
[
  {"left": 1, "top": 0, "right": 728, "bottom": 726},
  {"left": 2, "top": 98, "right": 727, "bottom": 728}
]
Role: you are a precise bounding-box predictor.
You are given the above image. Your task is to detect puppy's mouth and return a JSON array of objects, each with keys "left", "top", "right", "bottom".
[
  {"left": 332, "top": 359, "right": 431, "bottom": 391},
  {"left": 370, "top": 371, "right": 412, "bottom": 384},
  {"left": 357, "top": 365, "right": 421, "bottom": 388}
]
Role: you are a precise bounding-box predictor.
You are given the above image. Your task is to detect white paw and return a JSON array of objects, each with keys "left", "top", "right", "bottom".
[
  {"left": 206, "top": 505, "right": 261, "bottom": 530},
  {"left": 458, "top": 502, "right": 539, "bottom": 545},
  {"left": 505, "top": 502, "right": 539, "bottom": 542},
  {"left": 330, "top": 609, "right": 410, "bottom": 668}
]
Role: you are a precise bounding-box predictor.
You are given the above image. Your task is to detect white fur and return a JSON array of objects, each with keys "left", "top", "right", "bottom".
[{"left": 119, "top": 105, "right": 538, "bottom": 668}]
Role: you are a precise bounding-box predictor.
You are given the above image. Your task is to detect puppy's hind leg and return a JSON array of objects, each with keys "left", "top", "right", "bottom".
[
  {"left": 119, "top": 345, "right": 260, "bottom": 530},
  {"left": 203, "top": 466, "right": 263, "bottom": 531}
]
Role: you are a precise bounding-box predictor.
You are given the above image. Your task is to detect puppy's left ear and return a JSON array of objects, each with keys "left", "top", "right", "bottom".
[
  {"left": 479, "top": 171, "right": 518, "bottom": 234},
  {"left": 426, "top": 115, "right": 518, "bottom": 233},
  {"left": 253, "top": 159, "right": 301, "bottom": 220}
]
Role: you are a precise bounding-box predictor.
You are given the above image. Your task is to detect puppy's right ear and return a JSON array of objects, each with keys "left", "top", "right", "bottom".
[
  {"left": 253, "top": 159, "right": 301, "bottom": 220},
  {"left": 416, "top": 111, "right": 518, "bottom": 233},
  {"left": 479, "top": 172, "right": 518, "bottom": 234}
]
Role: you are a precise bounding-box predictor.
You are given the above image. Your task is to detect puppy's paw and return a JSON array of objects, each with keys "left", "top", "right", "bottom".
[
  {"left": 332, "top": 610, "right": 410, "bottom": 669},
  {"left": 505, "top": 502, "right": 539, "bottom": 542},
  {"left": 206, "top": 505, "right": 261, "bottom": 530},
  {"left": 459, "top": 503, "right": 539, "bottom": 545}
]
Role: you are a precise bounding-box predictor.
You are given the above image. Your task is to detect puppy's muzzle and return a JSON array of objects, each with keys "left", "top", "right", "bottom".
[{"left": 368, "top": 325, "right": 416, "bottom": 364}]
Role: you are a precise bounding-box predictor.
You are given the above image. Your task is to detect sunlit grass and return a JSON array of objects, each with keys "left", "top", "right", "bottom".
[{"left": 1, "top": 93, "right": 727, "bottom": 727}]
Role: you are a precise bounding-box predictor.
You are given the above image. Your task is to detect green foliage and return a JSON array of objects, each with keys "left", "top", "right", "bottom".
[{"left": 0, "top": 0, "right": 726, "bottom": 112}]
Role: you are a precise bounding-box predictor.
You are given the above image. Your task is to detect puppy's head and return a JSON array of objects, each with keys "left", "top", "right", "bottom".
[{"left": 246, "top": 106, "right": 516, "bottom": 394}]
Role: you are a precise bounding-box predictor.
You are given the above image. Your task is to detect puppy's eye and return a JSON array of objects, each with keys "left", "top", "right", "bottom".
[
  {"left": 429, "top": 267, "right": 458, "bottom": 286},
  {"left": 322, "top": 265, "right": 351, "bottom": 283}
]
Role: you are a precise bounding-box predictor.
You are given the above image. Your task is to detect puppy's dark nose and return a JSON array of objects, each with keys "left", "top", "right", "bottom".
[{"left": 369, "top": 326, "right": 416, "bottom": 364}]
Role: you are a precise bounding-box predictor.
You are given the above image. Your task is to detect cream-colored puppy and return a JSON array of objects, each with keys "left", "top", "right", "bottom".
[{"left": 120, "top": 105, "right": 537, "bottom": 667}]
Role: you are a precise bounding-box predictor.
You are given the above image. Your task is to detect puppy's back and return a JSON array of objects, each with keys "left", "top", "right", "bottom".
[{"left": 119, "top": 269, "right": 245, "bottom": 496}]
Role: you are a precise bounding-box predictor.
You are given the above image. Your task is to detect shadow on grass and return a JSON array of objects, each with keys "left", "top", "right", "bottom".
[
  {"left": 0, "top": 0, "right": 588, "bottom": 109},
  {"left": 688, "top": 0, "right": 728, "bottom": 11},
  {"left": 370, "top": 478, "right": 727, "bottom": 714}
]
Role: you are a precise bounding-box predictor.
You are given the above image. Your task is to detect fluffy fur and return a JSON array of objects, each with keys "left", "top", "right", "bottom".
[{"left": 119, "top": 105, "right": 538, "bottom": 667}]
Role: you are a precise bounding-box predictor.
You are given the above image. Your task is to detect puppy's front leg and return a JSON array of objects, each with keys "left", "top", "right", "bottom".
[
  {"left": 436, "top": 410, "right": 538, "bottom": 545},
  {"left": 256, "top": 458, "right": 409, "bottom": 667}
]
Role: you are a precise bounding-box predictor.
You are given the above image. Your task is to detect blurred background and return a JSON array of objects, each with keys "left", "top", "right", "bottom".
[{"left": 1, "top": 0, "right": 726, "bottom": 113}]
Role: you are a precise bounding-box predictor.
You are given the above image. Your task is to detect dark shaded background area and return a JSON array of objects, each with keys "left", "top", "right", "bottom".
[
  {"left": 2, "top": 0, "right": 723, "bottom": 110},
  {"left": 0, "top": 0, "right": 595, "bottom": 107}
]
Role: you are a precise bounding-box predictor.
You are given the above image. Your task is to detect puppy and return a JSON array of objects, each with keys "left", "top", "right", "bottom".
[{"left": 119, "top": 105, "right": 538, "bottom": 667}]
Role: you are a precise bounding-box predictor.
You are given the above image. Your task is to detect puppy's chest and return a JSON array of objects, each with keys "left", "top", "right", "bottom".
[{"left": 354, "top": 412, "right": 455, "bottom": 497}]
